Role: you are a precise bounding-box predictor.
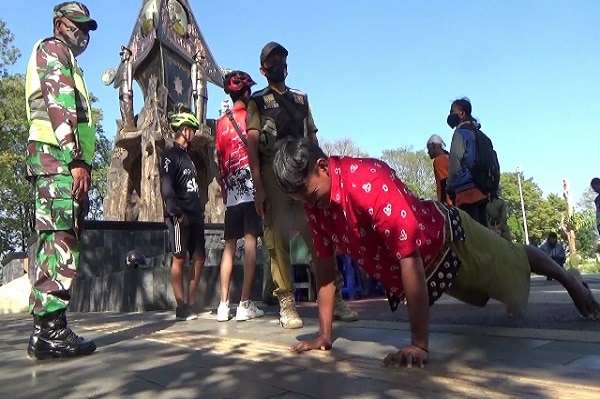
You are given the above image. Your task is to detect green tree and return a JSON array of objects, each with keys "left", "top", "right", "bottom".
[
  {"left": 0, "top": 19, "right": 20, "bottom": 76},
  {"left": 381, "top": 146, "right": 436, "bottom": 200},
  {"left": 500, "top": 172, "right": 564, "bottom": 245},
  {"left": 87, "top": 96, "right": 112, "bottom": 220},
  {"left": 538, "top": 193, "right": 568, "bottom": 240},
  {"left": 575, "top": 187, "right": 599, "bottom": 257},
  {"left": 577, "top": 186, "right": 596, "bottom": 212},
  {"left": 0, "top": 22, "right": 30, "bottom": 258},
  {"left": 321, "top": 138, "right": 369, "bottom": 157},
  {"left": 573, "top": 209, "right": 596, "bottom": 258}
]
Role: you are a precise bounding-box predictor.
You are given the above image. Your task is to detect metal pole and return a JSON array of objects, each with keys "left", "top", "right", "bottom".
[{"left": 516, "top": 166, "right": 530, "bottom": 245}]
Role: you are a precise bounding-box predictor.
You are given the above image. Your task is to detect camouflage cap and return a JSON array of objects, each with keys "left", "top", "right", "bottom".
[{"left": 53, "top": 2, "right": 97, "bottom": 31}]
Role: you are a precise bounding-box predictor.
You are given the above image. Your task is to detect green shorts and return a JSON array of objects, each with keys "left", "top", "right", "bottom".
[{"left": 447, "top": 209, "right": 531, "bottom": 314}]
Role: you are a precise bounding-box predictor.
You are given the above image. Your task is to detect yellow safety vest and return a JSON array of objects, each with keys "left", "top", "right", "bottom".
[{"left": 25, "top": 38, "right": 95, "bottom": 165}]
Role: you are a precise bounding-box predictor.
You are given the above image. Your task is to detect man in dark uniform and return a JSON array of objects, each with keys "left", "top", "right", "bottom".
[{"left": 246, "top": 42, "right": 358, "bottom": 329}]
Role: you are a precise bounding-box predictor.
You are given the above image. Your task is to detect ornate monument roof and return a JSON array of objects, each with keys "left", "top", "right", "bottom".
[{"left": 113, "top": 0, "right": 222, "bottom": 89}]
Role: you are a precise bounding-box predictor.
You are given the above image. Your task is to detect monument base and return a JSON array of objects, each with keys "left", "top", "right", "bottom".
[{"left": 68, "top": 221, "right": 266, "bottom": 313}]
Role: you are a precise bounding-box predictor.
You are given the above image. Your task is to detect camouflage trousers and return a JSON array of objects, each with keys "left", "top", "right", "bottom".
[{"left": 29, "top": 174, "right": 86, "bottom": 316}]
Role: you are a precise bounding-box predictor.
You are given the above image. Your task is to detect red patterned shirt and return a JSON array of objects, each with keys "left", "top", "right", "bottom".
[{"left": 307, "top": 156, "right": 453, "bottom": 300}]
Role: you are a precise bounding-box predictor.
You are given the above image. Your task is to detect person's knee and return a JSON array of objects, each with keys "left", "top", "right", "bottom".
[
  {"left": 244, "top": 234, "right": 257, "bottom": 247},
  {"left": 192, "top": 253, "right": 205, "bottom": 265},
  {"left": 172, "top": 254, "right": 186, "bottom": 267},
  {"left": 244, "top": 245, "right": 258, "bottom": 260}
]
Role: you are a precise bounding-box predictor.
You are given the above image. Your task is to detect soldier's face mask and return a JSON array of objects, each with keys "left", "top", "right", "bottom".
[{"left": 60, "top": 19, "right": 90, "bottom": 57}]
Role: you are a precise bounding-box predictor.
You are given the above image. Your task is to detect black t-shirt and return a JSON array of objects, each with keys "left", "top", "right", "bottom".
[{"left": 159, "top": 143, "right": 204, "bottom": 221}]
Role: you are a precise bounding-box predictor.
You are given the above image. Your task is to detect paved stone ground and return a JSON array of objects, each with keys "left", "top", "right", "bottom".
[{"left": 0, "top": 276, "right": 599, "bottom": 398}]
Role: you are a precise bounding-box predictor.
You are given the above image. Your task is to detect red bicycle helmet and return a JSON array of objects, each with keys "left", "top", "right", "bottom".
[{"left": 223, "top": 70, "right": 256, "bottom": 95}]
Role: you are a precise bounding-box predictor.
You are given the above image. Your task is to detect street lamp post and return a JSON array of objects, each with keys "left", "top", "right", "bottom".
[{"left": 516, "top": 166, "right": 530, "bottom": 245}]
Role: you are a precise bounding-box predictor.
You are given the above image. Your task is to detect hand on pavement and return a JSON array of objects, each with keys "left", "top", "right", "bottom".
[
  {"left": 290, "top": 335, "right": 332, "bottom": 353},
  {"left": 382, "top": 345, "right": 428, "bottom": 369}
]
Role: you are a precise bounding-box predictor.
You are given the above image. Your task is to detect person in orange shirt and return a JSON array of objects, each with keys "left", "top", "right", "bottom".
[{"left": 426, "top": 134, "right": 452, "bottom": 205}]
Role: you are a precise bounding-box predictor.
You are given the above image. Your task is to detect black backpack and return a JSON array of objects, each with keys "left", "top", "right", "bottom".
[{"left": 462, "top": 124, "right": 500, "bottom": 195}]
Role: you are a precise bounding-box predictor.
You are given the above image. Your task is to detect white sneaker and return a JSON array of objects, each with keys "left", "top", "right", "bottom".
[
  {"left": 235, "top": 300, "right": 265, "bottom": 321},
  {"left": 216, "top": 301, "right": 231, "bottom": 322}
]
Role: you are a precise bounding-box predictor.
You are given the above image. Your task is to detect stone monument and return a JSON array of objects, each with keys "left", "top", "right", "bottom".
[{"left": 102, "top": 0, "right": 225, "bottom": 223}]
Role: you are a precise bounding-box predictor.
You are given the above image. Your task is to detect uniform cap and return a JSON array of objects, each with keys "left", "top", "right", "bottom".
[
  {"left": 53, "top": 2, "right": 97, "bottom": 31},
  {"left": 260, "top": 41, "right": 288, "bottom": 65}
]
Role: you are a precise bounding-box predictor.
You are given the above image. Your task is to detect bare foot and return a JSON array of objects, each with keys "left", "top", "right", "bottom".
[{"left": 565, "top": 269, "right": 600, "bottom": 320}]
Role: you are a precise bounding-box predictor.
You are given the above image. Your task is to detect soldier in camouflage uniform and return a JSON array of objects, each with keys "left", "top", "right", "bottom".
[{"left": 24, "top": 2, "right": 98, "bottom": 360}]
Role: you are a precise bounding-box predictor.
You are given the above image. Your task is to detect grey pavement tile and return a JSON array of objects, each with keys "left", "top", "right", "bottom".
[
  {"left": 536, "top": 341, "right": 600, "bottom": 356},
  {"left": 1, "top": 368, "right": 70, "bottom": 398},
  {"left": 556, "top": 367, "right": 600, "bottom": 384},
  {"left": 262, "top": 362, "right": 401, "bottom": 399},
  {"left": 95, "top": 344, "right": 196, "bottom": 373},
  {"left": 58, "top": 375, "right": 160, "bottom": 399},
  {"left": 268, "top": 393, "right": 316, "bottom": 399},
  {"left": 0, "top": 357, "right": 34, "bottom": 390},
  {"left": 328, "top": 337, "right": 401, "bottom": 360},
  {"left": 115, "top": 352, "right": 289, "bottom": 398},
  {"left": 174, "top": 374, "right": 287, "bottom": 399},
  {"left": 0, "top": 339, "right": 26, "bottom": 353},
  {"left": 221, "top": 358, "right": 310, "bottom": 382},
  {"left": 265, "top": 357, "right": 542, "bottom": 399},
  {"left": 567, "top": 355, "right": 600, "bottom": 370},
  {"left": 332, "top": 326, "right": 409, "bottom": 347},
  {"left": 276, "top": 350, "right": 346, "bottom": 368},
  {"left": 61, "top": 379, "right": 166, "bottom": 399},
  {"left": 0, "top": 344, "right": 28, "bottom": 360},
  {"left": 454, "top": 350, "right": 581, "bottom": 373}
]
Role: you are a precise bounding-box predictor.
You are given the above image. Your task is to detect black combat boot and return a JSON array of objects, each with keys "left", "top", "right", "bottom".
[{"left": 27, "top": 309, "right": 96, "bottom": 360}]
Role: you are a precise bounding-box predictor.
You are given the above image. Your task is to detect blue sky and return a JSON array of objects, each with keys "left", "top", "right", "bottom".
[{"left": 4, "top": 1, "right": 600, "bottom": 204}]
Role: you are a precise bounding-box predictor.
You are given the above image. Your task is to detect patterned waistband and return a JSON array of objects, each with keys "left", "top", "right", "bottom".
[{"left": 385, "top": 204, "right": 465, "bottom": 311}]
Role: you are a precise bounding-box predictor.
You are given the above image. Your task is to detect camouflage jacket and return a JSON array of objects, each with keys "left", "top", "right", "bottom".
[{"left": 26, "top": 38, "right": 88, "bottom": 177}]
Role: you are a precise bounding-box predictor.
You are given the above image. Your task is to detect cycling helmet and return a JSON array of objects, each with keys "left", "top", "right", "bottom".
[
  {"left": 170, "top": 112, "right": 200, "bottom": 130},
  {"left": 223, "top": 70, "right": 256, "bottom": 95},
  {"left": 125, "top": 250, "right": 147, "bottom": 269}
]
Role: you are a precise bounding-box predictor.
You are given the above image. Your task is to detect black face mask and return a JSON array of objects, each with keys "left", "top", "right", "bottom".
[
  {"left": 265, "top": 63, "right": 287, "bottom": 83},
  {"left": 447, "top": 113, "right": 461, "bottom": 129}
]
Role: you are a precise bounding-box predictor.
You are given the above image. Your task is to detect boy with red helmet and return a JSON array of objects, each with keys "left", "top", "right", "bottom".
[{"left": 214, "top": 70, "right": 265, "bottom": 322}]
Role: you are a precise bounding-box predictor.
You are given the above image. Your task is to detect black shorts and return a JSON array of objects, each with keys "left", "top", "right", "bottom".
[
  {"left": 224, "top": 202, "right": 263, "bottom": 240},
  {"left": 165, "top": 215, "right": 206, "bottom": 258}
]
